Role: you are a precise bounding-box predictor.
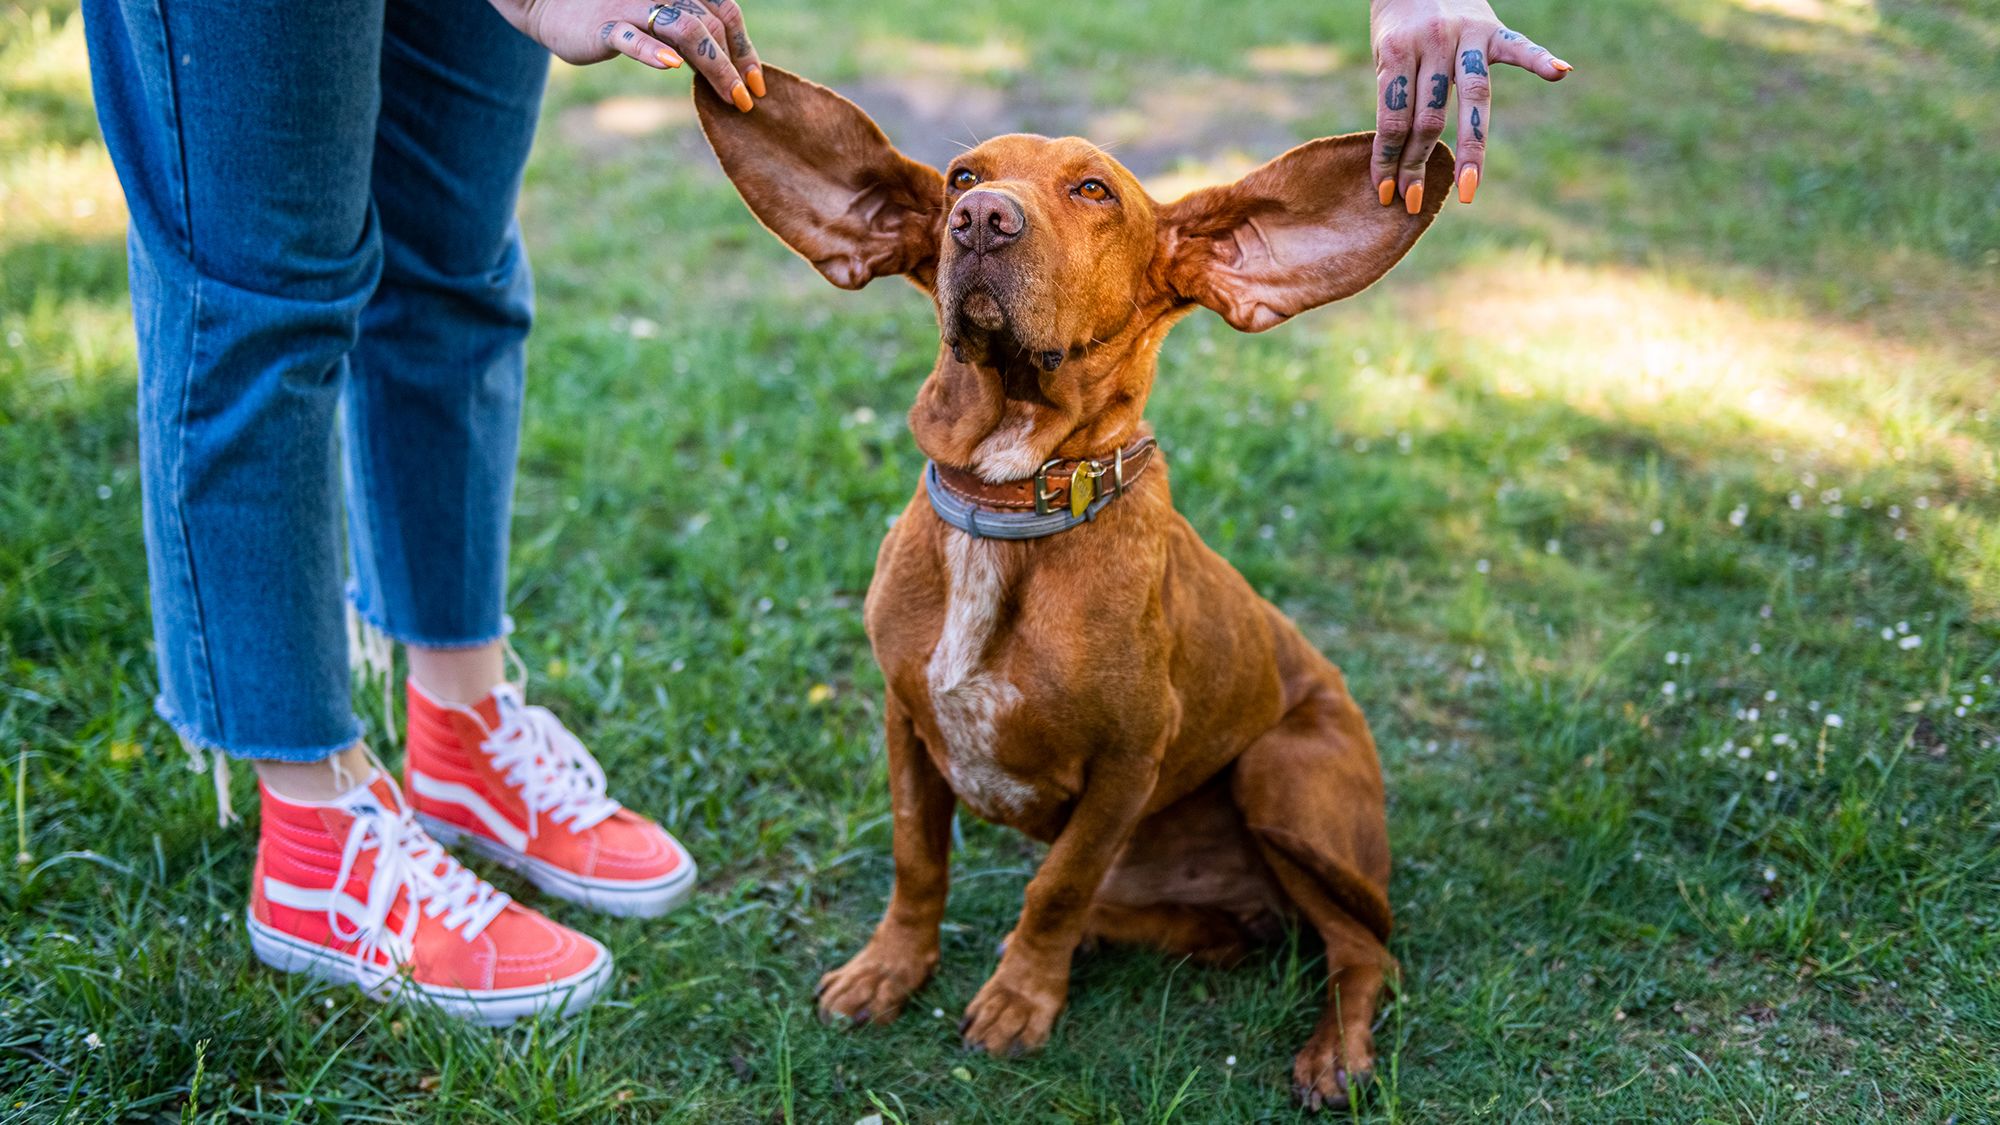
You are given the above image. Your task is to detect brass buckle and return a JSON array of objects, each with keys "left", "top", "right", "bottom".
[{"left": 1033, "top": 458, "right": 1104, "bottom": 517}]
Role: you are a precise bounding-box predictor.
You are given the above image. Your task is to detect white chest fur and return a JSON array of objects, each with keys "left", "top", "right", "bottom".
[{"left": 926, "top": 533, "right": 1034, "bottom": 816}]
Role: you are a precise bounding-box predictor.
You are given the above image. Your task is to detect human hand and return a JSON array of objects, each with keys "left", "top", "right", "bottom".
[
  {"left": 1369, "top": 0, "right": 1569, "bottom": 210},
  {"left": 496, "top": 0, "right": 765, "bottom": 109}
]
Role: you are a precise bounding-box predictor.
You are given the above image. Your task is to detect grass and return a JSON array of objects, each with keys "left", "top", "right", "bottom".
[{"left": 3, "top": 0, "right": 1998, "bottom": 1119}]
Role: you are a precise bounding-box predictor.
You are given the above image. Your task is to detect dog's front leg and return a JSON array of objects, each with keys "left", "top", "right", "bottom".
[
  {"left": 817, "top": 696, "right": 955, "bottom": 1025},
  {"left": 960, "top": 750, "right": 1161, "bottom": 1056}
]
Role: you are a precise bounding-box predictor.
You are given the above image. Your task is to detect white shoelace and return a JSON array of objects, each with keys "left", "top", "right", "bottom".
[
  {"left": 482, "top": 692, "right": 622, "bottom": 839},
  {"left": 328, "top": 794, "right": 511, "bottom": 980}
]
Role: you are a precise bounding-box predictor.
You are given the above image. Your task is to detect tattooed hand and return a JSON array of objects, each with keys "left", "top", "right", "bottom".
[
  {"left": 1369, "top": 0, "right": 1568, "bottom": 210},
  {"left": 488, "top": 0, "right": 765, "bottom": 109}
]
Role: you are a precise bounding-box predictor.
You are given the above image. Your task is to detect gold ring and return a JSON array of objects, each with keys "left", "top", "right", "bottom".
[{"left": 645, "top": 3, "right": 672, "bottom": 32}]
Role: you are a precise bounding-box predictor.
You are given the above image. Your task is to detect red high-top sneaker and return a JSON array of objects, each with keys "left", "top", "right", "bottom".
[
  {"left": 403, "top": 681, "right": 696, "bottom": 918},
  {"left": 247, "top": 772, "right": 612, "bottom": 1026}
]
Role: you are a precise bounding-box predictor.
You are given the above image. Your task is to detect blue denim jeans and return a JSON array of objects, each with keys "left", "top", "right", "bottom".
[{"left": 83, "top": 0, "right": 551, "bottom": 761}]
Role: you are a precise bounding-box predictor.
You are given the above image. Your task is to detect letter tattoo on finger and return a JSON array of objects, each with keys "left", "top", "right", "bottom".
[
  {"left": 1428, "top": 73, "right": 1450, "bottom": 109},
  {"left": 1461, "top": 49, "right": 1488, "bottom": 76},
  {"left": 1384, "top": 75, "right": 1409, "bottom": 110}
]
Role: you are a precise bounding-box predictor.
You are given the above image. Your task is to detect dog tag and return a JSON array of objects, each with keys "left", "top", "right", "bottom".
[{"left": 1069, "top": 464, "right": 1096, "bottom": 517}]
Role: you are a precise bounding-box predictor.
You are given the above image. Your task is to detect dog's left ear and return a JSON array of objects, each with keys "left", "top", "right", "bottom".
[
  {"left": 1158, "top": 134, "right": 1452, "bottom": 332},
  {"left": 695, "top": 65, "right": 945, "bottom": 291}
]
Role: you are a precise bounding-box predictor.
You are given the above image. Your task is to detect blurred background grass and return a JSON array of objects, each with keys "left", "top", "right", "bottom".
[{"left": 2, "top": 0, "right": 1997, "bottom": 1120}]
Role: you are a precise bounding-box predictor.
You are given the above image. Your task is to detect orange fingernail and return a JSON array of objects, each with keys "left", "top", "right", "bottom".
[
  {"left": 1378, "top": 178, "right": 1396, "bottom": 207},
  {"left": 1405, "top": 181, "right": 1424, "bottom": 215},
  {"left": 657, "top": 48, "right": 681, "bottom": 68},
  {"left": 1553, "top": 59, "right": 1573, "bottom": 73},
  {"left": 745, "top": 67, "right": 766, "bottom": 98},
  {"left": 1458, "top": 165, "right": 1479, "bottom": 205},
  {"left": 731, "top": 83, "right": 754, "bottom": 112}
]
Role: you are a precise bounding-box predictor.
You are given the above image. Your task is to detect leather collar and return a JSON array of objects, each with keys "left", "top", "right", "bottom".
[{"left": 926, "top": 435, "right": 1158, "bottom": 540}]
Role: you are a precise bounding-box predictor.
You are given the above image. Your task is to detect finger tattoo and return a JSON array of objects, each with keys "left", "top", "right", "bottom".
[
  {"left": 1471, "top": 106, "right": 1484, "bottom": 142},
  {"left": 1461, "top": 49, "right": 1488, "bottom": 76},
  {"left": 1384, "top": 75, "right": 1409, "bottom": 110},
  {"left": 1428, "top": 73, "right": 1450, "bottom": 109},
  {"left": 598, "top": 20, "right": 616, "bottom": 42}
]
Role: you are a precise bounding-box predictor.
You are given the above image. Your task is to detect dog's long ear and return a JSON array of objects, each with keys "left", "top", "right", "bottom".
[
  {"left": 695, "top": 66, "right": 945, "bottom": 291},
  {"left": 1157, "top": 134, "right": 1452, "bottom": 332}
]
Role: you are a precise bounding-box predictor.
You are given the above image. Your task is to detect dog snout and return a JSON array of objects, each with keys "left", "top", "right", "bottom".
[{"left": 949, "top": 189, "right": 1025, "bottom": 255}]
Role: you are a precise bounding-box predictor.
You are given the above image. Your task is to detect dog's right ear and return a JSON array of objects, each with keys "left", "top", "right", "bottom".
[{"left": 695, "top": 66, "right": 944, "bottom": 291}]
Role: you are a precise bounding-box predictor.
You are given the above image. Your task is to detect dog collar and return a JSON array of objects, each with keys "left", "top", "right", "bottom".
[{"left": 925, "top": 436, "right": 1159, "bottom": 540}]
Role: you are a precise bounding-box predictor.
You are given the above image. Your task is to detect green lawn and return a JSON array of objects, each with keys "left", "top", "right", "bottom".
[{"left": 4, "top": 0, "right": 1998, "bottom": 1120}]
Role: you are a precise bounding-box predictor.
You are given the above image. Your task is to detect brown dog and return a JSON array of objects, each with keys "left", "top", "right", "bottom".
[{"left": 695, "top": 67, "right": 1451, "bottom": 1110}]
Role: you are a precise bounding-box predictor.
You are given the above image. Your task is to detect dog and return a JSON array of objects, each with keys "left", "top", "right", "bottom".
[{"left": 694, "top": 66, "right": 1451, "bottom": 1110}]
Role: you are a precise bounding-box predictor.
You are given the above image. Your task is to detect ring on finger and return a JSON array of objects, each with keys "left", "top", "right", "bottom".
[{"left": 646, "top": 3, "right": 672, "bottom": 32}]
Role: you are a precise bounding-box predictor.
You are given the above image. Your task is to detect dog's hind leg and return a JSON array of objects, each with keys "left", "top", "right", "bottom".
[{"left": 1230, "top": 658, "right": 1395, "bottom": 1112}]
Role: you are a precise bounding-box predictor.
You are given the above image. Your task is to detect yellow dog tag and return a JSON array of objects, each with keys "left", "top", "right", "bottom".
[{"left": 1069, "top": 464, "right": 1097, "bottom": 517}]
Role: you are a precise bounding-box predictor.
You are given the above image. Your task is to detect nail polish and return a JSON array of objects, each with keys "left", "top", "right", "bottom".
[
  {"left": 1378, "top": 178, "right": 1396, "bottom": 207},
  {"left": 1458, "top": 165, "right": 1479, "bottom": 204},
  {"left": 1553, "top": 59, "right": 1573, "bottom": 73},
  {"left": 1405, "top": 181, "right": 1424, "bottom": 215},
  {"left": 746, "top": 67, "right": 766, "bottom": 98},
  {"left": 731, "top": 84, "right": 754, "bottom": 112},
  {"left": 657, "top": 48, "right": 681, "bottom": 68}
]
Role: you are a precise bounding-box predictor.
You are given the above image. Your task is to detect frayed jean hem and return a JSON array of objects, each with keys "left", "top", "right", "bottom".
[
  {"left": 344, "top": 584, "right": 511, "bottom": 652},
  {"left": 155, "top": 697, "right": 364, "bottom": 764}
]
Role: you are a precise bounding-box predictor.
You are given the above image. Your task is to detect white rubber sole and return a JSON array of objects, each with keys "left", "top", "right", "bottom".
[
  {"left": 246, "top": 913, "right": 612, "bottom": 1027},
  {"left": 417, "top": 813, "right": 699, "bottom": 919}
]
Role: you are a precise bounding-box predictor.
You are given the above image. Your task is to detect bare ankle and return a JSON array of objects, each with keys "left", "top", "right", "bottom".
[
  {"left": 255, "top": 742, "right": 376, "bottom": 802},
  {"left": 406, "top": 641, "right": 507, "bottom": 706}
]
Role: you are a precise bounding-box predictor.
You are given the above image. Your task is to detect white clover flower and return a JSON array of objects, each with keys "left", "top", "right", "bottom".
[
  {"left": 1728, "top": 505, "right": 1748, "bottom": 528},
  {"left": 1662, "top": 682, "right": 1677, "bottom": 698},
  {"left": 1760, "top": 604, "right": 1774, "bottom": 619},
  {"left": 1763, "top": 867, "right": 1777, "bottom": 882},
  {"left": 1765, "top": 770, "right": 1779, "bottom": 782},
  {"left": 1764, "top": 690, "right": 1778, "bottom": 702},
  {"left": 1899, "top": 635, "right": 1923, "bottom": 650},
  {"left": 1750, "top": 642, "right": 1763, "bottom": 655},
  {"left": 1226, "top": 1055, "right": 1238, "bottom": 1067},
  {"left": 1475, "top": 558, "right": 1491, "bottom": 574},
  {"left": 84, "top": 1032, "right": 102, "bottom": 1050},
  {"left": 1666, "top": 651, "right": 1680, "bottom": 665},
  {"left": 1650, "top": 519, "right": 1665, "bottom": 535},
  {"left": 1888, "top": 505, "right": 1902, "bottom": 520},
  {"left": 1825, "top": 714, "right": 1842, "bottom": 727},
  {"left": 1545, "top": 538, "right": 1561, "bottom": 555},
  {"left": 1881, "top": 627, "right": 1896, "bottom": 641},
  {"left": 1788, "top": 492, "right": 1803, "bottom": 510}
]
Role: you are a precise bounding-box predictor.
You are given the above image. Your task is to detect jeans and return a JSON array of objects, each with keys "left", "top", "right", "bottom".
[{"left": 83, "top": 0, "right": 551, "bottom": 761}]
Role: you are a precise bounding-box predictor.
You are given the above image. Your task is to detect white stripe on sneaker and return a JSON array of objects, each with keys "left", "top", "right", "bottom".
[
  {"left": 409, "top": 772, "right": 530, "bottom": 851},
  {"left": 262, "top": 876, "right": 375, "bottom": 922}
]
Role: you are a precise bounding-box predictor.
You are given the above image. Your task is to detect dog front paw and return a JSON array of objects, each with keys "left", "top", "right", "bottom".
[
  {"left": 1290, "top": 1026, "right": 1375, "bottom": 1112},
  {"left": 815, "top": 940, "right": 937, "bottom": 1026},
  {"left": 959, "top": 966, "right": 1067, "bottom": 1056}
]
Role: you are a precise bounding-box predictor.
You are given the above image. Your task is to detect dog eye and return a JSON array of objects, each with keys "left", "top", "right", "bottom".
[
  {"left": 1076, "top": 179, "right": 1113, "bottom": 202},
  {"left": 950, "top": 169, "right": 979, "bottom": 191}
]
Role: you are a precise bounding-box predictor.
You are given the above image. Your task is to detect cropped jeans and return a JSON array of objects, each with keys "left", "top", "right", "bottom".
[{"left": 83, "top": 0, "right": 551, "bottom": 760}]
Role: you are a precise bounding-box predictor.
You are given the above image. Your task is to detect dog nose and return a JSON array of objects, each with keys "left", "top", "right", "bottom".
[{"left": 950, "top": 190, "right": 1025, "bottom": 254}]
